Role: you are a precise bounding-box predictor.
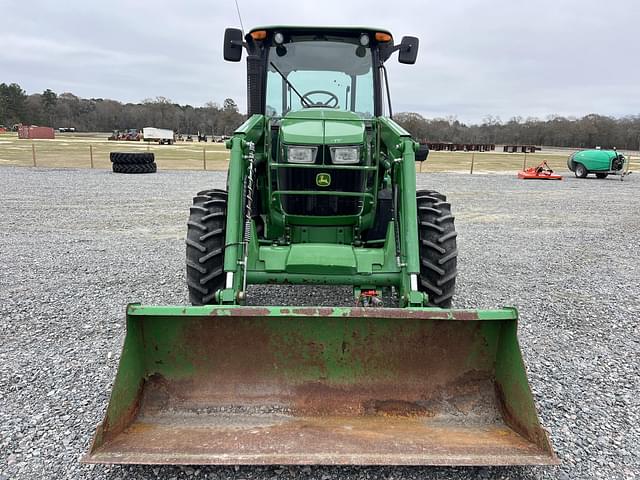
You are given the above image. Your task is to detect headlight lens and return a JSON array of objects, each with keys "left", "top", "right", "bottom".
[
  {"left": 330, "top": 146, "right": 360, "bottom": 164},
  {"left": 287, "top": 146, "right": 317, "bottom": 164}
]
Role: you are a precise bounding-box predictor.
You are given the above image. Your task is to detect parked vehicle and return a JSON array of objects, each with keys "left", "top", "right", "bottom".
[
  {"left": 108, "top": 129, "right": 141, "bottom": 141},
  {"left": 142, "top": 127, "right": 175, "bottom": 145}
]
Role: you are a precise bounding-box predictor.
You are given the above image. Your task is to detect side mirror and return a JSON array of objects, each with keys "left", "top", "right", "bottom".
[
  {"left": 224, "top": 28, "right": 244, "bottom": 62},
  {"left": 398, "top": 36, "right": 419, "bottom": 64},
  {"left": 415, "top": 143, "right": 429, "bottom": 162}
]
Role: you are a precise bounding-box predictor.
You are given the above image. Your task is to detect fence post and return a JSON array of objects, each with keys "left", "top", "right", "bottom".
[
  {"left": 203, "top": 146, "right": 207, "bottom": 170},
  {"left": 89, "top": 144, "right": 94, "bottom": 169},
  {"left": 470, "top": 152, "right": 475, "bottom": 174},
  {"left": 32, "top": 143, "right": 36, "bottom": 167},
  {"left": 522, "top": 152, "right": 527, "bottom": 171}
]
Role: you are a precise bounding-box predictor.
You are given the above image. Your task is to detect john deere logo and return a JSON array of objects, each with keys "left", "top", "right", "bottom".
[{"left": 316, "top": 173, "right": 331, "bottom": 187}]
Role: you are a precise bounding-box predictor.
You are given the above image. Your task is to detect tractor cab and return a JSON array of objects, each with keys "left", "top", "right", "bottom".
[
  {"left": 224, "top": 26, "right": 419, "bottom": 118},
  {"left": 223, "top": 26, "right": 422, "bottom": 238}
]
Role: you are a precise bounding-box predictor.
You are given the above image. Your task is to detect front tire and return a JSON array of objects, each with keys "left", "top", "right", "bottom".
[
  {"left": 186, "top": 189, "right": 227, "bottom": 305},
  {"left": 416, "top": 190, "right": 458, "bottom": 307},
  {"left": 575, "top": 163, "right": 588, "bottom": 178}
]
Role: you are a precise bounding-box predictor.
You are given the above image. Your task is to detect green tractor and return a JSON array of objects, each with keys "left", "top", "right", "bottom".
[{"left": 84, "top": 26, "right": 557, "bottom": 466}]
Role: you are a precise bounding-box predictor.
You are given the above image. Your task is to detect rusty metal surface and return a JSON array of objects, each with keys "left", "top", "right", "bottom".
[
  {"left": 85, "top": 411, "right": 555, "bottom": 465},
  {"left": 84, "top": 311, "right": 556, "bottom": 465},
  {"left": 126, "top": 304, "right": 505, "bottom": 321}
]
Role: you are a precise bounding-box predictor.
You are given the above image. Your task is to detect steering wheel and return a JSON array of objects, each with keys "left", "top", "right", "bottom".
[{"left": 301, "top": 90, "right": 339, "bottom": 108}]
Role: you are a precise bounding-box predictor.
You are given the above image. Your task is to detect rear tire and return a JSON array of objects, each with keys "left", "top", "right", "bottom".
[
  {"left": 112, "top": 162, "right": 157, "bottom": 173},
  {"left": 595, "top": 172, "right": 608, "bottom": 179},
  {"left": 416, "top": 190, "right": 458, "bottom": 307},
  {"left": 186, "top": 189, "right": 227, "bottom": 305},
  {"left": 575, "top": 163, "right": 588, "bottom": 178}
]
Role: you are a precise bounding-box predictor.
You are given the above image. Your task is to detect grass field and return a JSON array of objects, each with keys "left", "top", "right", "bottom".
[
  {"left": 0, "top": 132, "right": 230, "bottom": 171},
  {"left": 1, "top": 132, "right": 638, "bottom": 173}
]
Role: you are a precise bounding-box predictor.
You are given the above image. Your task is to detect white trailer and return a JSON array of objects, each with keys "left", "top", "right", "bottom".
[{"left": 142, "top": 127, "right": 175, "bottom": 145}]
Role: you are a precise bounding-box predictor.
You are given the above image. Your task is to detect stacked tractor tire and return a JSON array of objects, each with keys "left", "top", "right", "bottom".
[{"left": 110, "top": 152, "right": 157, "bottom": 174}]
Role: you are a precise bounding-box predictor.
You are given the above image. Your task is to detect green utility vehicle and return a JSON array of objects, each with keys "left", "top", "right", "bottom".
[
  {"left": 568, "top": 148, "right": 629, "bottom": 179},
  {"left": 84, "top": 26, "right": 557, "bottom": 466}
]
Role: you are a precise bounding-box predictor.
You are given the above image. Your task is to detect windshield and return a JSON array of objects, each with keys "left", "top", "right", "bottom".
[{"left": 266, "top": 40, "right": 374, "bottom": 118}]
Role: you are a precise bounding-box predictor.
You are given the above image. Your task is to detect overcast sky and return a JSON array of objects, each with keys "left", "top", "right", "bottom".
[{"left": 2, "top": 0, "right": 639, "bottom": 123}]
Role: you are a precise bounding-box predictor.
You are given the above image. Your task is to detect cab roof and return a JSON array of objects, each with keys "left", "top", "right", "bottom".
[{"left": 248, "top": 25, "right": 393, "bottom": 37}]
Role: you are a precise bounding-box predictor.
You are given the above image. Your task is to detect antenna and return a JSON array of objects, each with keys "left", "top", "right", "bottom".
[{"left": 234, "top": 0, "right": 245, "bottom": 35}]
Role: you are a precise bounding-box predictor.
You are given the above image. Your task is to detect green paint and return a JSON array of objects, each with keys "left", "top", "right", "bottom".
[
  {"left": 323, "top": 119, "right": 365, "bottom": 145},
  {"left": 569, "top": 149, "right": 625, "bottom": 172},
  {"left": 246, "top": 271, "right": 400, "bottom": 286},
  {"left": 494, "top": 320, "right": 555, "bottom": 453},
  {"left": 281, "top": 110, "right": 365, "bottom": 145},
  {"left": 287, "top": 243, "right": 356, "bottom": 274},
  {"left": 281, "top": 118, "right": 324, "bottom": 145},
  {"left": 399, "top": 138, "right": 420, "bottom": 276},
  {"left": 258, "top": 245, "right": 290, "bottom": 271},
  {"left": 255, "top": 244, "right": 389, "bottom": 277},
  {"left": 100, "top": 309, "right": 146, "bottom": 437}
]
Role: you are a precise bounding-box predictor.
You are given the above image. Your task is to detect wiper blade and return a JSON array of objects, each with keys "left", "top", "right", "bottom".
[{"left": 269, "top": 62, "right": 311, "bottom": 108}]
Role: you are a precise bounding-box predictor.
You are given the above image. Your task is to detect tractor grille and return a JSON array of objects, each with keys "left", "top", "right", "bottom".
[
  {"left": 271, "top": 144, "right": 376, "bottom": 217},
  {"left": 277, "top": 167, "right": 367, "bottom": 216}
]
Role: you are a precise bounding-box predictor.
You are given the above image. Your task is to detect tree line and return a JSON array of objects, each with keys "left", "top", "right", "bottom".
[
  {"left": 0, "top": 83, "right": 245, "bottom": 135},
  {"left": 2, "top": 82, "right": 639, "bottom": 149},
  {"left": 394, "top": 112, "right": 640, "bottom": 150}
]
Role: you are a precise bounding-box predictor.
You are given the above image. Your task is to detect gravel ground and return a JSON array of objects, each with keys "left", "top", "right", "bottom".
[{"left": 0, "top": 166, "right": 638, "bottom": 480}]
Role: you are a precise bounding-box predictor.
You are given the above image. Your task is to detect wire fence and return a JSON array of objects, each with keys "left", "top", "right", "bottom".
[
  {"left": 1, "top": 137, "right": 230, "bottom": 171},
  {"left": 1, "top": 134, "right": 638, "bottom": 174}
]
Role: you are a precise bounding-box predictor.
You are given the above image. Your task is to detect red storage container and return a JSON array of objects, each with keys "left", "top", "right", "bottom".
[{"left": 18, "top": 125, "right": 55, "bottom": 139}]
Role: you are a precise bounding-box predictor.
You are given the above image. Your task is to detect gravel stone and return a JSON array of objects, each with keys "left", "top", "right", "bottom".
[{"left": 0, "top": 167, "right": 638, "bottom": 479}]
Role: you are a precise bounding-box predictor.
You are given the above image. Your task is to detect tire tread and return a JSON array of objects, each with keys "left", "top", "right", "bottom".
[
  {"left": 186, "top": 190, "right": 227, "bottom": 305},
  {"left": 416, "top": 189, "right": 458, "bottom": 307}
]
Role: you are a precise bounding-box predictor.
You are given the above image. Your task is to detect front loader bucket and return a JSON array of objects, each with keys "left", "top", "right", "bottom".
[{"left": 84, "top": 305, "right": 557, "bottom": 466}]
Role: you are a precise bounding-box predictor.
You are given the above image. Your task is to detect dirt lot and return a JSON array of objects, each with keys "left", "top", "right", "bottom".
[{"left": 0, "top": 166, "right": 638, "bottom": 480}]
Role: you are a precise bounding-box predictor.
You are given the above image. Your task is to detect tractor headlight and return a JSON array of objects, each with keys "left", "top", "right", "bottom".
[
  {"left": 287, "top": 146, "right": 317, "bottom": 164},
  {"left": 330, "top": 146, "right": 360, "bottom": 164}
]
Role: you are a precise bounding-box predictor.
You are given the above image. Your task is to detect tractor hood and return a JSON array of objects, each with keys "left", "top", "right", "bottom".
[{"left": 280, "top": 109, "right": 365, "bottom": 145}]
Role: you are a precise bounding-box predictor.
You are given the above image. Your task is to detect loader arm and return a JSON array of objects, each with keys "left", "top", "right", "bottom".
[
  {"left": 221, "top": 114, "right": 266, "bottom": 304},
  {"left": 378, "top": 117, "right": 423, "bottom": 305}
]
